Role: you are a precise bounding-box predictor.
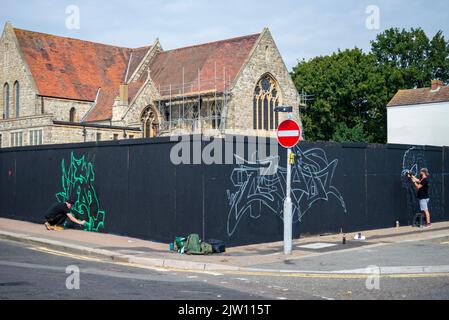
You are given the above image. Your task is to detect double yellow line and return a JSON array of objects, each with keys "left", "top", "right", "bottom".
[{"left": 30, "top": 246, "right": 449, "bottom": 279}]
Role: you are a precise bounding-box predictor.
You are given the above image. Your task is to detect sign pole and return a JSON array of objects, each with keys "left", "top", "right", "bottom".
[
  {"left": 284, "top": 147, "right": 293, "bottom": 255},
  {"left": 275, "top": 109, "right": 300, "bottom": 256}
]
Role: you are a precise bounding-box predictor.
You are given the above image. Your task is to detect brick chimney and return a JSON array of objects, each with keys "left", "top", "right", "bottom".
[
  {"left": 431, "top": 79, "right": 444, "bottom": 91},
  {"left": 112, "top": 84, "right": 129, "bottom": 123},
  {"left": 119, "top": 84, "right": 129, "bottom": 105}
]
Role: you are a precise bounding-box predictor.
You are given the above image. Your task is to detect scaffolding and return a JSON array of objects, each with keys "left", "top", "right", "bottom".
[
  {"left": 155, "top": 65, "right": 232, "bottom": 136},
  {"left": 299, "top": 89, "right": 315, "bottom": 109}
]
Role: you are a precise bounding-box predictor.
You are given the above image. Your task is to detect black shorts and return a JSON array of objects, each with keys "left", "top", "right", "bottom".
[{"left": 45, "top": 213, "right": 67, "bottom": 226}]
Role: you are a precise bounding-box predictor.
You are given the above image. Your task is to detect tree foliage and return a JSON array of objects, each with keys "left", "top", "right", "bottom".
[{"left": 292, "top": 28, "right": 449, "bottom": 143}]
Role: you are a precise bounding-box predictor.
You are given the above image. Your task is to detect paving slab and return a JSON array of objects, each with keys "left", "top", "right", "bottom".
[{"left": 1, "top": 218, "right": 449, "bottom": 273}]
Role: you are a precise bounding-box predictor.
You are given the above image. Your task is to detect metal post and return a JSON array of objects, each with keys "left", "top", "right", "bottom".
[
  {"left": 214, "top": 62, "right": 217, "bottom": 129},
  {"left": 284, "top": 147, "right": 293, "bottom": 255},
  {"left": 182, "top": 67, "right": 185, "bottom": 127},
  {"left": 198, "top": 68, "right": 201, "bottom": 134},
  {"left": 169, "top": 84, "right": 172, "bottom": 131},
  {"left": 284, "top": 111, "right": 293, "bottom": 255}
]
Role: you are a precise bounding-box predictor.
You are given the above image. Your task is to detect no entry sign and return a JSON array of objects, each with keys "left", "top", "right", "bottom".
[{"left": 277, "top": 119, "right": 301, "bottom": 148}]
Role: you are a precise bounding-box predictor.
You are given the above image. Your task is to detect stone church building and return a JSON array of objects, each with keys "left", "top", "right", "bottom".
[{"left": 0, "top": 22, "right": 301, "bottom": 148}]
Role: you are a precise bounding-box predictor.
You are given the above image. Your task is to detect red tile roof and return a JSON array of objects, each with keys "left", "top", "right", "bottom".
[
  {"left": 149, "top": 33, "right": 260, "bottom": 96},
  {"left": 388, "top": 85, "right": 449, "bottom": 107},
  {"left": 14, "top": 28, "right": 134, "bottom": 102},
  {"left": 14, "top": 27, "right": 260, "bottom": 121},
  {"left": 83, "top": 87, "right": 116, "bottom": 122},
  {"left": 84, "top": 77, "right": 146, "bottom": 122},
  {"left": 126, "top": 46, "right": 152, "bottom": 82}
]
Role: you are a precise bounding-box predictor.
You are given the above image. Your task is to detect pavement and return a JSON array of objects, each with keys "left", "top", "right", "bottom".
[{"left": 1, "top": 217, "right": 449, "bottom": 275}]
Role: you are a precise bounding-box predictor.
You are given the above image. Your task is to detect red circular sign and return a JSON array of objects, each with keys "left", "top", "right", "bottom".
[{"left": 277, "top": 119, "right": 301, "bottom": 148}]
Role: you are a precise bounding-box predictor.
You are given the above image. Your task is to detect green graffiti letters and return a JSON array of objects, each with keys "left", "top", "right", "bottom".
[{"left": 55, "top": 152, "right": 106, "bottom": 232}]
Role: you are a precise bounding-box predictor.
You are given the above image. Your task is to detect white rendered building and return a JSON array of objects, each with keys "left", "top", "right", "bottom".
[{"left": 387, "top": 80, "right": 449, "bottom": 147}]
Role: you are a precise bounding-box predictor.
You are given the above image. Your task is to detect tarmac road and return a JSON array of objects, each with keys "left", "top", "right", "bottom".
[{"left": 1, "top": 237, "right": 449, "bottom": 300}]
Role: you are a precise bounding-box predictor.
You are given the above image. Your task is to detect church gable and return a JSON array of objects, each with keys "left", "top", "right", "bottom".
[
  {"left": 228, "top": 28, "right": 301, "bottom": 132},
  {"left": 1, "top": 22, "right": 39, "bottom": 119},
  {"left": 126, "top": 40, "right": 161, "bottom": 83}
]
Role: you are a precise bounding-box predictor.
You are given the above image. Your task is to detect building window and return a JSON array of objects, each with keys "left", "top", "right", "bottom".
[
  {"left": 141, "top": 106, "right": 159, "bottom": 138},
  {"left": 29, "top": 129, "right": 43, "bottom": 146},
  {"left": 3, "top": 83, "right": 9, "bottom": 119},
  {"left": 253, "top": 74, "right": 281, "bottom": 130},
  {"left": 10, "top": 132, "right": 23, "bottom": 147},
  {"left": 113, "top": 134, "right": 118, "bottom": 140},
  {"left": 96, "top": 132, "right": 101, "bottom": 141},
  {"left": 69, "top": 107, "right": 76, "bottom": 122},
  {"left": 129, "top": 135, "right": 134, "bottom": 139},
  {"left": 14, "top": 81, "right": 19, "bottom": 117}
]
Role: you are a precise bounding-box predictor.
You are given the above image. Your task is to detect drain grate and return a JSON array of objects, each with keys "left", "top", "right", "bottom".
[{"left": 0, "top": 281, "right": 30, "bottom": 287}]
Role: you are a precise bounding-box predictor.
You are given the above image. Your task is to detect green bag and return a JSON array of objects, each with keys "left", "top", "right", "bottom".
[
  {"left": 185, "top": 234, "right": 202, "bottom": 255},
  {"left": 200, "top": 242, "right": 213, "bottom": 255},
  {"left": 175, "top": 236, "right": 186, "bottom": 251}
]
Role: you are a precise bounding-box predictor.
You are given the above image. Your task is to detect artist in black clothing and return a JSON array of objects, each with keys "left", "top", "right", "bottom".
[
  {"left": 408, "top": 168, "right": 431, "bottom": 227},
  {"left": 44, "top": 198, "right": 86, "bottom": 231}
]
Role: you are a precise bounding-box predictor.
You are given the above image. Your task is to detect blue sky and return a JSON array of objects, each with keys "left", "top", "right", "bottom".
[{"left": 2, "top": 0, "right": 448, "bottom": 70}]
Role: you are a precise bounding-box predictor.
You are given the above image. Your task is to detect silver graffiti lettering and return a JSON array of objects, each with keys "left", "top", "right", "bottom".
[{"left": 226, "top": 147, "right": 347, "bottom": 236}]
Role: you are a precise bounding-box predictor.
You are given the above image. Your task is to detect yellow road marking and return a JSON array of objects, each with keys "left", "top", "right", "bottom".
[
  {"left": 30, "top": 246, "right": 169, "bottom": 272},
  {"left": 216, "top": 270, "right": 449, "bottom": 279},
  {"left": 440, "top": 241, "right": 449, "bottom": 245},
  {"left": 29, "top": 246, "right": 449, "bottom": 279},
  {"left": 30, "top": 247, "right": 106, "bottom": 263}
]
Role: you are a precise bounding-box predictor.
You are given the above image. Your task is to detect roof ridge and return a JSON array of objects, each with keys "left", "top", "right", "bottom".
[
  {"left": 398, "top": 85, "right": 448, "bottom": 92},
  {"left": 131, "top": 45, "right": 152, "bottom": 52},
  {"left": 13, "top": 27, "right": 152, "bottom": 51},
  {"left": 161, "top": 33, "right": 261, "bottom": 54}
]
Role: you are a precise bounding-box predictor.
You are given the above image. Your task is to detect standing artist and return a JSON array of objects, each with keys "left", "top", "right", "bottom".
[{"left": 408, "top": 168, "right": 431, "bottom": 227}]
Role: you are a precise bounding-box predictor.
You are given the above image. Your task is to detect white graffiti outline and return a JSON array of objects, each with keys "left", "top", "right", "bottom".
[{"left": 226, "top": 147, "right": 347, "bottom": 236}]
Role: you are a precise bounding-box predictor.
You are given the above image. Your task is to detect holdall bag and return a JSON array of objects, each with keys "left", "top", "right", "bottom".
[
  {"left": 185, "top": 234, "right": 202, "bottom": 255},
  {"left": 204, "top": 239, "right": 226, "bottom": 253},
  {"left": 200, "top": 242, "right": 213, "bottom": 255}
]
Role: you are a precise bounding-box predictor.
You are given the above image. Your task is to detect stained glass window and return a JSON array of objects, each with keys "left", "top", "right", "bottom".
[{"left": 253, "top": 74, "right": 281, "bottom": 130}]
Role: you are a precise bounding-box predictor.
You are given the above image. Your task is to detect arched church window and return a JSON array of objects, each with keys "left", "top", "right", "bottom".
[
  {"left": 14, "top": 81, "right": 19, "bottom": 117},
  {"left": 3, "top": 83, "right": 9, "bottom": 119},
  {"left": 142, "top": 106, "right": 159, "bottom": 138},
  {"left": 253, "top": 74, "right": 280, "bottom": 130},
  {"left": 69, "top": 107, "right": 76, "bottom": 122}
]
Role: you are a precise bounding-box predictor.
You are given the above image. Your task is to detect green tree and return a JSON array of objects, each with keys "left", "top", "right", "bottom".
[
  {"left": 371, "top": 28, "right": 449, "bottom": 96},
  {"left": 292, "top": 48, "right": 387, "bottom": 143},
  {"left": 292, "top": 28, "right": 449, "bottom": 143},
  {"left": 332, "top": 122, "right": 367, "bottom": 143},
  {"left": 429, "top": 31, "right": 449, "bottom": 82}
]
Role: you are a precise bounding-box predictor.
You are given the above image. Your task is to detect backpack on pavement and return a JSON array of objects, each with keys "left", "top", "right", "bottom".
[{"left": 185, "top": 234, "right": 202, "bottom": 255}]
